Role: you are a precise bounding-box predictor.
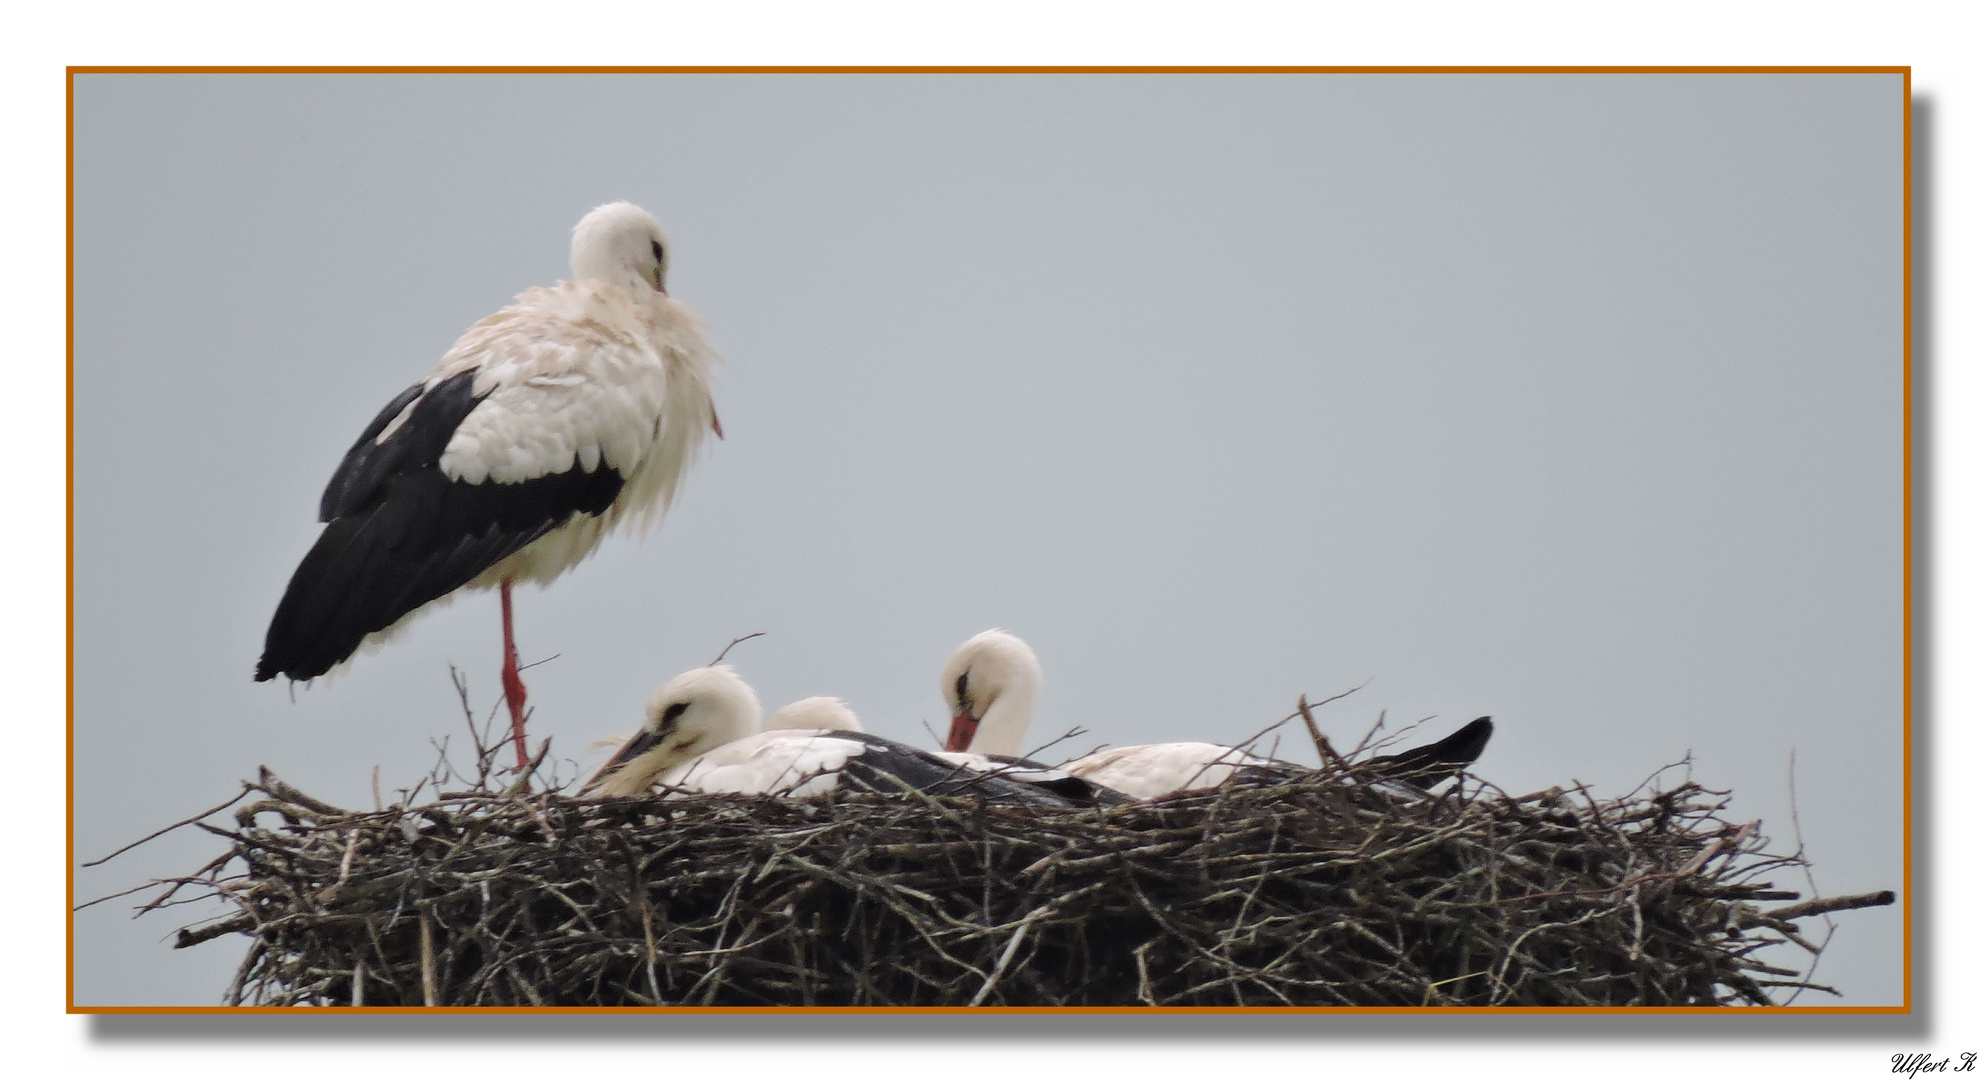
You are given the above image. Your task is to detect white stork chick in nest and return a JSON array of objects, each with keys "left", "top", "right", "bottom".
[
  {"left": 765, "top": 697, "right": 864, "bottom": 733},
  {"left": 938, "top": 630, "right": 1493, "bottom": 800},
  {"left": 257, "top": 202, "right": 723, "bottom": 769},
  {"left": 581, "top": 665, "right": 761, "bottom": 798},
  {"left": 929, "top": 630, "right": 1120, "bottom": 800},
  {"left": 582, "top": 666, "right": 1104, "bottom": 805}
]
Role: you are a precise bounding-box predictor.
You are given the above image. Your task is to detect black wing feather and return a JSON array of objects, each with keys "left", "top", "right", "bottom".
[
  {"left": 982, "top": 752, "right": 1134, "bottom": 805},
  {"left": 1362, "top": 716, "right": 1494, "bottom": 788},
  {"left": 828, "top": 734, "right": 1103, "bottom": 808},
  {"left": 318, "top": 371, "right": 484, "bottom": 522},
  {"left": 257, "top": 369, "right": 626, "bottom": 682}
]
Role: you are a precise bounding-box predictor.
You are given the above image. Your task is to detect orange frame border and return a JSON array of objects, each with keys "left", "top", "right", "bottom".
[{"left": 65, "top": 65, "right": 1914, "bottom": 1017}]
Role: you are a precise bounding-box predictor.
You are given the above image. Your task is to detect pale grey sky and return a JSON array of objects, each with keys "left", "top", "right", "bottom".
[{"left": 71, "top": 72, "right": 1905, "bottom": 1006}]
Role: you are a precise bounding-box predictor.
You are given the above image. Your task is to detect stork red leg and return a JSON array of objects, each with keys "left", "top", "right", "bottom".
[{"left": 499, "top": 579, "right": 531, "bottom": 770}]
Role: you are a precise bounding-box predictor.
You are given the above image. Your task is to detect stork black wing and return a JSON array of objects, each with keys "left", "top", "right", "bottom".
[
  {"left": 828, "top": 735, "right": 1093, "bottom": 808},
  {"left": 981, "top": 753, "right": 1134, "bottom": 806},
  {"left": 256, "top": 369, "right": 625, "bottom": 682},
  {"left": 317, "top": 378, "right": 450, "bottom": 522},
  {"left": 1362, "top": 716, "right": 1494, "bottom": 788}
]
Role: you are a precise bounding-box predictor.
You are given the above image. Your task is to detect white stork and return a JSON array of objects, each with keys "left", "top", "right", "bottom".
[
  {"left": 765, "top": 696, "right": 865, "bottom": 732},
  {"left": 938, "top": 630, "right": 1494, "bottom": 800},
  {"left": 581, "top": 666, "right": 1109, "bottom": 805},
  {"left": 938, "top": 630, "right": 1042, "bottom": 757},
  {"left": 1059, "top": 742, "right": 1279, "bottom": 801},
  {"left": 256, "top": 202, "right": 722, "bottom": 768},
  {"left": 930, "top": 630, "right": 1128, "bottom": 801},
  {"left": 580, "top": 665, "right": 761, "bottom": 798}
]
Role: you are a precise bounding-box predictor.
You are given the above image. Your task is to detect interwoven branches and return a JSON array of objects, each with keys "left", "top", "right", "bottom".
[{"left": 148, "top": 753, "right": 1890, "bottom": 1007}]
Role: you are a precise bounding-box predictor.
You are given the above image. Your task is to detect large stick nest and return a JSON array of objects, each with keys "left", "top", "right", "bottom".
[{"left": 142, "top": 710, "right": 1891, "bottom": 1008}]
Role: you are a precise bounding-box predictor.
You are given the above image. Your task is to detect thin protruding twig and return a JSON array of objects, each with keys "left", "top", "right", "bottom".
[
  {"left": 1020, "top": 726, "right": 1089, "bottom": 765},
  {"left": 1351, "top": 709, "right": 1389, "bottom": 758},
  {"left": 709, "top": 632, "right": 766, "bottom": 666},
  {"left": 1303, "top": 678, "right": 1372, "bottom": 721},
  {"left": 83, "top": 785, "right": 252, "bottom": 867}
]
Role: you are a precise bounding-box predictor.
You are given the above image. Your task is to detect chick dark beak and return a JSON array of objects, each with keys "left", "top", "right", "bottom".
[{"left": 581, "top": 727, "right": 668, "bottom": 794}]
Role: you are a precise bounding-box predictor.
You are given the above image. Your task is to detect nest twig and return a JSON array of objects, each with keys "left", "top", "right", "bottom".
[{"left": 117, "top": 728, "right": 1890, "bottom": 1007}]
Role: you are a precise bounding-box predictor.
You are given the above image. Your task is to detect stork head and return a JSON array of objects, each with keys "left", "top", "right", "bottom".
[
  {"left": 570, "top": 201, "right": 672, "bottom": 296},
  {"left": 766, "top": 696, "right": 865, "bottom": 733},
  {"left": 581, "top": 665, "right": 760, "bottom": 797},
  {"left": 939, "top": 629, "right": 1041, "bottom": 756}
]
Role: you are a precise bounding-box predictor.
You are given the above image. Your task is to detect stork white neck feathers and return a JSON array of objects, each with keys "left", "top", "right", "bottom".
[{"left": 940, "top": 630, "right": 1041, "bottom": 757}]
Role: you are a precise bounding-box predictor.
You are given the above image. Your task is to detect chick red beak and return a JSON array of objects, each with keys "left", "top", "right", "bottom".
[
  {"left": 944, "top": 714, "right": 979, "bottom": 753},
  {"left": 710, "top": 402, "right": 724, "bottom": 440}
]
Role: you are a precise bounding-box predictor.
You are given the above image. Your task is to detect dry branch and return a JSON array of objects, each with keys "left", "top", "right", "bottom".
[{"left": 129, "top": 735, "right": 1891, "bottom": 1007}]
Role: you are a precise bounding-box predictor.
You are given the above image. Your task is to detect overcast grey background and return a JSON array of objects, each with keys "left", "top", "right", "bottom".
[{"left": 72, "top": 73, "right": 1905, "bottom": 1008}]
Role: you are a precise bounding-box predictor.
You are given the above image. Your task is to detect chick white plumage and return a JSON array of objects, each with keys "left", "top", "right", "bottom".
[
  {"left": 765, "top": 696, "right": 864, "bottom": 732},
  {"left": 1059, "top": 742, "right": 1277, "bottom": 800},
  {"left": 937, "top": 629, "right": 1491, "bottom": 800},
  {"left": 583, "top": 666, "right": 1093, "bottom": 805},
  {"left": 937, "top": 629, "right": 1242, "bottom": 797}
]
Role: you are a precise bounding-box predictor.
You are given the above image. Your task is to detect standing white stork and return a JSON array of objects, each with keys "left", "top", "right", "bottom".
[
  {"left": 938, "top": 629, "right": 1494, "bottom": 800},
  {"left": 581, "top": 666, "right": 1108, "bottom": 805},
  {"left": 256, "top": 202, "right": 722, "bottom": 768}
]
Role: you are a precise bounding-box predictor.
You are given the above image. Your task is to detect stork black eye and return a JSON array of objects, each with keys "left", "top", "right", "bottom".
[
  {"left": 650, "top": 240, "right": 665, "bottom": 265},
  {"left": 954, "top": 671, "right": 970, "bottom": 704},
  {"left": 661, "top": 701, "right": 688, "bottom": 724}
]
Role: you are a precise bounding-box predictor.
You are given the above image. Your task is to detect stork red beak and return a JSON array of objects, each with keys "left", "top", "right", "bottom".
[
  {"left": 710, "top": 403, "right": 724, "bottom": 440},
  {"left": 944, "top": 714, "right": 978, "bottom": 753}
]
